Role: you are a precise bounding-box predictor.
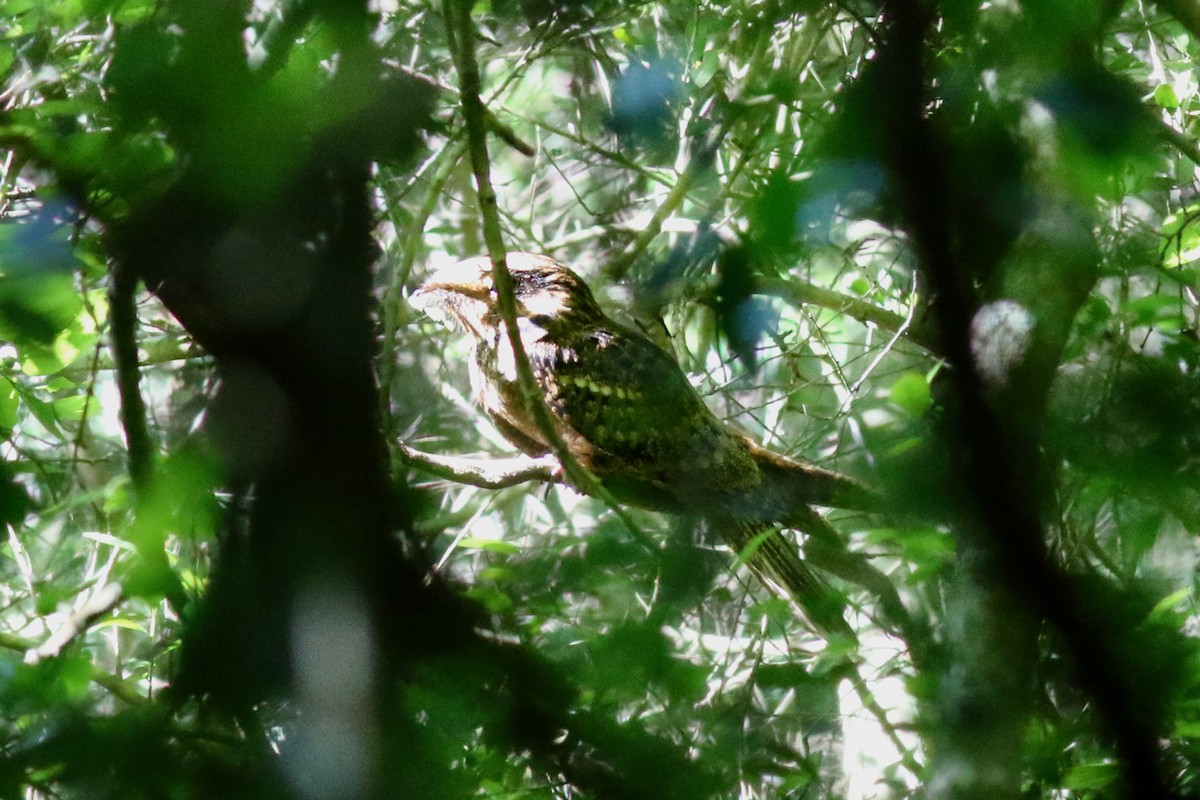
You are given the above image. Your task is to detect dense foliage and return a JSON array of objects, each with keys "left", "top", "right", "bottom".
[{"left": 1, "top": 0, "right": 1199, "bottom": 797}]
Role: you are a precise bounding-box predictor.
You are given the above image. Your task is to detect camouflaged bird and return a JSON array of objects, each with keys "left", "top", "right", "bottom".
[{"left": 412, "top": 253, "right": 880, "bottom": 635}]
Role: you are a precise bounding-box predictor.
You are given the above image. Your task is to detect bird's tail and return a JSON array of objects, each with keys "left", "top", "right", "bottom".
[
  {"left": 745, "top": 439, "right": 882, "bottom": 512},
  {"left": 713, "top": 517, "right": 853, "bottom": 638}
]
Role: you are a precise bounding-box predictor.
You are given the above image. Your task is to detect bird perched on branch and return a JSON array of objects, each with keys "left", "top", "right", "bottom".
[{"left": 412, "top": 252, "right": 882, "bottom": 635}]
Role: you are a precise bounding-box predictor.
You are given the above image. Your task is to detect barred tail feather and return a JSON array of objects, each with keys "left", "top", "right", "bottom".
[{"left": 713, "top": 517, "right": 854, "bottom": 638}]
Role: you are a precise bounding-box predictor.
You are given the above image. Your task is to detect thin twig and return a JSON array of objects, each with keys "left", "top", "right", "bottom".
[
  {"left": 837, "top": 272, "right": 920, "bottom": 416},
  {"left": 443, "top": 0, "right": 656, "bottom": 552},
  {"left": 753, "top": 275, "right": 933, "bottom": 351},
  {"left": 379, "top": 136, "right": 468, "bottom": 435},
  {"left": 603, "top": 143, "right": 713, "bottom": 281},
  {"left": 0, "top": 624, "right": 147, "bottom": 705}
]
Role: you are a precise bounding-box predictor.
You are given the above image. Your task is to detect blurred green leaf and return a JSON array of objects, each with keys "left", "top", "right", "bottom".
[
  {"left": 1063, "top": 761, "right": 1120, "bottom": 790},
  {"left": 466, "top": 585, "right": 514, "bottom": 613},
  {"left": 889, "top": 371, "right": 932, "bottom": 416},
  {"left": 459, "top": 536, "right": 521, "bottom": 555},
  {"left": 0, "top": 378, "right": 17, "bottom": 434}
]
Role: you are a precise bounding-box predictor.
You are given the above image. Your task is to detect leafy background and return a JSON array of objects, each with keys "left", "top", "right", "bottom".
[{"left": 1, "top": 0, "right": 1199, "bottom": 798}]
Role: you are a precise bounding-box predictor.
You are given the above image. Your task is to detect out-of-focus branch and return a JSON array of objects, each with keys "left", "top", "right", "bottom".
[
  {"left": 877, "top": 1, "right": 1172, "bottom": 796},
  {"left": 755, "top": 276, "right": 929, "bottom": 347},
  {"left": 1154, "top": 0, "right": 1200, "bottom": 41},
  {"left": 32, "top": 582, "right": 124, "bottom": 662},
  {"left": 690, "top": 273, "right": 936, "bottom": 353},
  {"left": 0, "top": 625, "right": 147, "bottom": 706},
  {"left": 108, "top": 260, "right": 154, "bottom": 492},
  {"left": 1158, "top": 118, "right": 1200, "bottom": 167}
]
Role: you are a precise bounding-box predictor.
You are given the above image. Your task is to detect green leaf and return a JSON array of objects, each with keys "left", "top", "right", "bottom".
[
  {"left": 123, "top": 551, "right": 181, "bottom": 602},
  {"left": 752, "top": 663, "right": 810, "bottom": 688},
  {"left": 101, "top": 475, "right": 132, "bottom": 516},
  {"left": 1155, "top": 83, "right": 1180, "bottom": 109},
  {"left": 52, "top": 393, "right": 89, "bottom": 423},
  {"left": 0, "top": 218, "right": 84, "bottom": 347},
  {"left": 1063, "top": 761, "right": 1120, "bottom": 791},
  {"left": 1147, "top": 588, "right": 1192, "bottom": 624},
  {"left": 35, "top": 582, "right": 72, "bottom": 616},
  {"left": 0, "top": 378, "right": 17, "bottom": 434},
  {"left": 889, "top": 371, "right": 932, "bottom": 416},
  {"left": 0, "top": 44, "right": 14, "bottom": 79},
  {"left": 1, "top": 0, "right": 35, "bottom": 14},
  {"left": 1162, "top": 203, "right": 1200, "bottom": 236},
  {"left": 466, "top": 585, "right": 513, "bottom": 613},
  {"left": 458, "top": 536, "right": 520, "bottom": 555},
  {"left": 693, "top": 47, "right": 720, "bottom": 88},
  {"left": 58, "top": 655, "right": 92, "bottom": 701},
  {"left": 19, "top": 347, "right": 66, "bottom": 376},
  {"left": 20, "top": 388, "right": 62, "bottom": 435},
  {"left": 1126, "top": 295, "right": 1180, "bottom": 326},
  {"left": 477, "top": 565, "right": 514, "bottom": 583},
  {"left": 93, "top": 617, "right": 148, "bottom": 634}
]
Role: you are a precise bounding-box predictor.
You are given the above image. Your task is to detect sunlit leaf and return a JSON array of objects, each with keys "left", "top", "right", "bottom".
[
  {"left": 1154, "top": 83, "right": 1180, "bottom": 109},
  {"left": 889, "top": 371, "right": 932, "bottom": 417},
  {"left": 459, "top": 536, "right": 521, "bottom": 555},
  {"left": 93, "top": 617, "right": 147, "bottom": 633},
  {"left": 1063, "top": 761, "right": 1120, "bottom": 791},
  {"left": 0, "top": 378, "right": 17, "bottom": 434}
]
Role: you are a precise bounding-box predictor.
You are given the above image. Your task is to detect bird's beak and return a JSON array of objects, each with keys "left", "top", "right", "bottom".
[
  {"left": 411, "top": 257, "right": 493, "bottom": 306},
  {"left": 410, "top": 258, "right": 495, "bottom": 337}
]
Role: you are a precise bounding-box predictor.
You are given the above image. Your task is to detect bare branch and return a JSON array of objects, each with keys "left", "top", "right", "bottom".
[{"left": 399, "top": 445, "right": 559, "bottom": 489}]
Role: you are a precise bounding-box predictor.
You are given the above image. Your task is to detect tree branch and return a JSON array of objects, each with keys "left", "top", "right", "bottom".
[
  {"left": 877, "top": 2, "right": 1171, "bottom": 795},
  {"left": 443, "top": 0, "right": 655, "bottom": 553},
  {"left": 1154, "top": 0, "right": 1200, "bottom": 41},
  {"left": 399, "top": 444, "right": 558, "bottom": 489},
  {"left": 0, "top": 626, "right": 147, "bottom": 706},
  {"left": 108, "top": 259, "right": 154, "bottom": 492}
]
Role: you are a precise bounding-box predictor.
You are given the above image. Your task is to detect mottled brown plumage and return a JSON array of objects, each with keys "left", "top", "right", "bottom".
[{"left": 413, "top": 253, "right": 878, "bottom": 635}]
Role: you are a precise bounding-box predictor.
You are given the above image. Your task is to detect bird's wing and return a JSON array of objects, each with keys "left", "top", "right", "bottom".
[{"left": 527, "top": 324, "right": 751, "bottom": 478}]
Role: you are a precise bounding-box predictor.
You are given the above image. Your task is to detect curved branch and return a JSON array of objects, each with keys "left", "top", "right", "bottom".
[
  {"left": 1157, "top": 117, "right": 1200, "bottom": 168},
  {"left": 108, "top": 260, "right": 154, "bottom": 492},
  {"left": 1154, "top": 0, "right": 1200, "bottom": 41}
]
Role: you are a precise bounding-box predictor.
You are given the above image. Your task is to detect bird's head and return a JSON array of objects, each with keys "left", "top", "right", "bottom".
[{"left": 411, "top": 253, "right": 606, "bottom": 341}]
